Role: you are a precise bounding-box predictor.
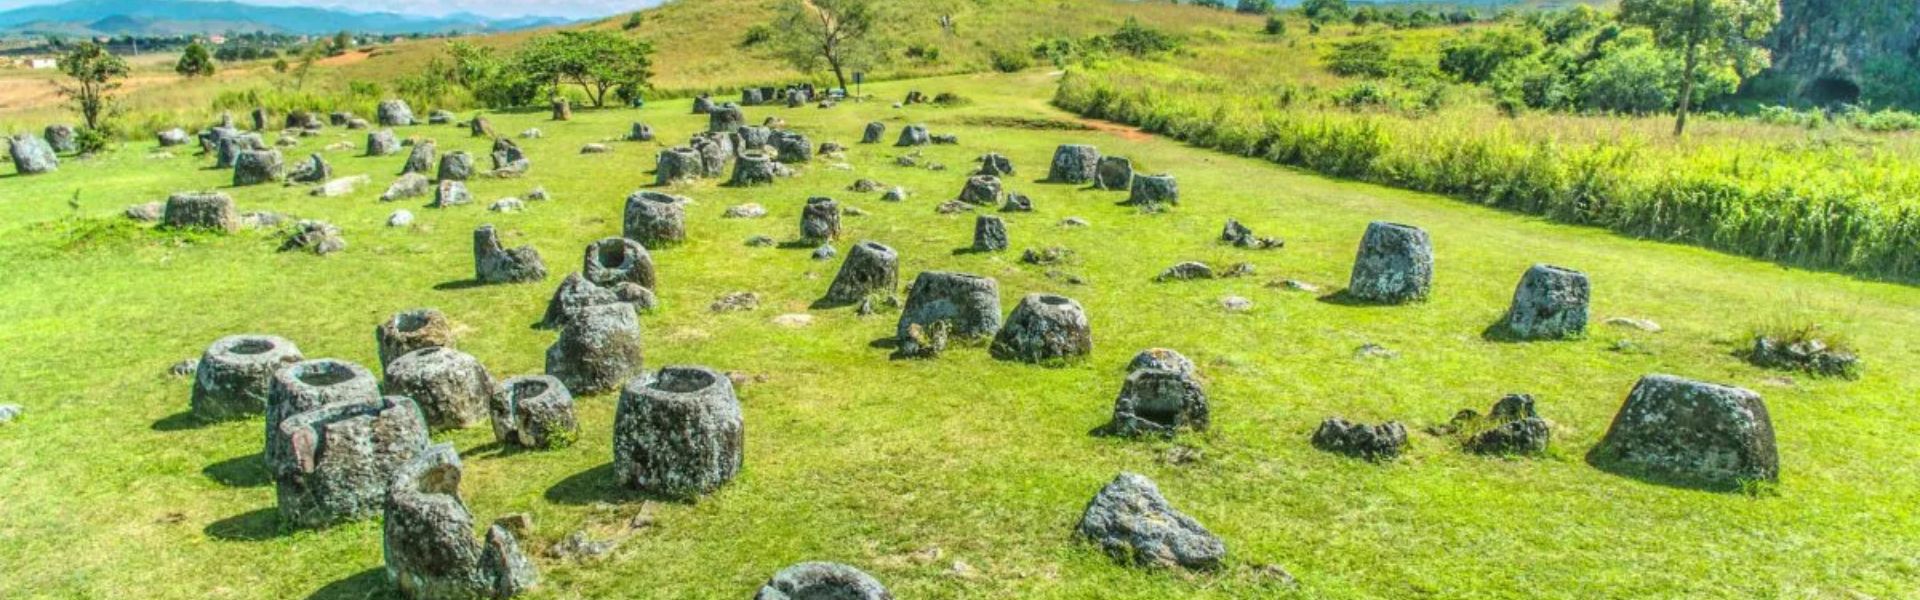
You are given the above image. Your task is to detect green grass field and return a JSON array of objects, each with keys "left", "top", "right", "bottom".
[{"left": 2, "top": 70, "right": 1918, "bottom": 599}]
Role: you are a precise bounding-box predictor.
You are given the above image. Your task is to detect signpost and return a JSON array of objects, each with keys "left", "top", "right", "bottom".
[{"left": 853, "top": 71, "right": 864, "bottom": 100}]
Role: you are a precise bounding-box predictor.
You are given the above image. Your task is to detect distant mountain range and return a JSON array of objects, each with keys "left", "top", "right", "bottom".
[{"left": 0, "top": 0, "right": 577, "bottom": 37}]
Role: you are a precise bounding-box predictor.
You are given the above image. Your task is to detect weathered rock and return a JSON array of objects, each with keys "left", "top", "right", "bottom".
[
  {"left": 544, "top": 303, "right": 644, "bottom": 396},
  {"left": 1746, "top": 333, "right": 1861, "bottom": 379},
  {"left": 822, "top": 241, "right": 898, "bottom": 306},
  {"left": 959, "top": 175, "right": 1002, "bottom": 206},
  {"left": 989, "top": 293, "right": 1091, "bottom": 363},
  {"left": 709, "top": 291, "right": 760, "bottom": 313},
  {"left": 241, "top": 211, "right": 289, "bottom": 229},
  {"left": 974, "top": 153, "right": 1015, "bottom": 177},
  {"left": 1126, "top": 173, "right": 1179, "bottom": 207},
  {"left": 0, "top": 404, "right": 18, "bottom": 424},
  {"left": 245, "top": 108, "right": 266, "bottom": 131},
  {"left": 860, "top": 122, "right": 886, "bottom": 144},
  {"left": 614, "top": 365, "right": 743, "bottom": 498},
  {"left": 1076, "top": 472, "right": 1225, "bottom": 570},
  {"left": 329, "top": 112, "right": 353, "bottom": 127},
  {"left": 526, "top": 187, "right": 549, "bottom": 202},
  {"left": 190, "top": 335, "right": 304, "bottom": 421},
  {"left": 627, "top": 122, "right": 654, "bottom": 142},
  {"left": 689, "top": 132, "right": 734, "bottom": 177},
  {"left": 896, "top": 272, "right": 1001, "bottom": 352},
  {"left": 384, "top": 173, "right": 432, "bottom": 202},
  {"left": 799, "top": 197, "right": 842, "bottom": 242},
  {"left": 583, "top": 237, "right": 656, "bottom": 289},
  {"left": 737, "top": 126, "right": 775, "bottom": 150},
  {"left": 1221, "top": 219, "right": 1284, "bottom": 249},
  {"left": 655, "top": 146, "right": 705, "bottom": 184},
  {"left": 384, "top": 347, "right": 496, "bottom": 431},
  {"left": 347, "top": 118, "right": 371, "bottom": 130},
  {"left": 1346, "top": 221, "right": 1433, "bottom": 304},
  {"left": 438, "top": 151, "right": 475, "bottom": 181},
  {"left": 383, "top": 444, "right": 538, "bottom": 599},
  {"left": 1126, "top": 348, "right": 1195, "bottom": 377},
  {"left": 882, "top": 186, "right": 908, "bottom": 202},
  {"left": 285, "top": 111, "right": 325, "bottom": 130},
  {"left": 376, "top": 99, "right": 415, "bottom": 126},
  {"left": 963, "top": 215, "right": 1009, "bottom": 253},
  {"left": 402, "top": 141, "right": 437, "bottom": 175},
  {"left": 215, "top": 131, "right": 265, "bottom": 168},
  {"left": 1088, "top": 156, "right": 1132, "bottom": 191},
  {"left": 930, "top": 133, "right": 959, "bottom": 145},
  {"left": 771, "top": 131, "right": 813, "bottom": 163},
  {"left": 469, "top": 116, "right": 494, "bottom": 138},
  {"left": 810, "top": 244, "right": 837, "bottom": 261},
  {"left": 1605, "top": 317, "right": 1663, "bottom": 333},
  {"left": 1590, "top": 374, "right": 1778, "bottom": 487},
  {"left": 285, "top": 153, "right": 332, "bottom": 183},
  {"left": 233, "top": 149, "right": 285, "bottom": 186},
  {"left": 491, "top": 138, "right": 531, "bottom": 175},
  {"left": 753, "top": 562, "right": 892, "bottom": 600},
  {"left": 742, "top": 88, "right": 766, "bottom": 106},
  {"left": 156, "top": 128, "right": 191, "bottom": 147},
  {"left": 161, "top": 191, "right": 240, "bottom": 233},
  {"left": 310, "top": 175, "right": 371, "bottom": 198},
  {"left": 578, "top": 143, "right": 611, "bottom": 155},
  {"left": 723, "top": 203, "right": 767, "bottom": 219},
  {"left": 427, "top": 110, "right": 455, "bottom": 125},
  {"left": 1312, "top": 418, "right": 1408, "bottom": 460},
  {"left": 265, "top": 359, "right": 382, "bottom": 467},
  {"left": 1456, "top": 394, "right": 1552, "bottom": 456},
  {"left": 1048, "top": 144, "right": 1100, "bottom": 184},
  {"left": 692, "top": 94, "right": 716, "bottom": 114},
  {"left": 376, "top": 309, "right": 456, "bottom": 369},
  {"left": 279, "top": 220, "right": 347, "bottom": 255},
  {"left": 273, "top": 395, "right": 428, "bottom": 528},
  {"left": 43, "top": 124, "right": 76, "bottom": 153},
  {"left": 473, "top": 225, "right": 547, "bottom": 284},
  {"left": 895, "top": 124, "right": 930, "bottom": 147},
  {"left": 540, "top": 273, "right": 649, "bottom": 329},
  {"left": 623, "top": 191, "right": 688, "bottom": 248},
  {"left": 489, "top": 375, "right": 578, "bottom": 450},
  {"left": 488, "top": 198, "right": 526, "bottom": 213},
  {"left": 433, "top": 181, "right": 472, "bottom": 208},
  {"left": 707, "top": 103, "right": 745, "bottom": 133},
  {"left": 1497, "top": 264, "right": 1590, "bottom": 340},
  {"left": 729, "top": 150, "right": 781, "bottom": 187},
  {"left": 818, "top": 141, "right": 847, "bottom": 156},
  {"left": 549, "top": 97, "right": 572, "bottom": 121},
  {"left": 1155, "top": 261, "right": 1214, "bottom": 282},
  {"left": 1021, "top": 246, "right": 1072, "bottom": 265},
  {"left": 1109, "top": 366, "right": 1208, "bottom": 436},
  {"left": 1765, "top": 1, "right": 1920, "bottom": 108},
  {"left": 125, "top": 201, "right": 163, "bottom": 222}
]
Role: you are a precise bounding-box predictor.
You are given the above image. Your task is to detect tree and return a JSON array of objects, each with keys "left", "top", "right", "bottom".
[
  {"left": 1237, "top": 0, "right": 1276, "bottom": 15},
  {"left": 767, "top": 0, "right": 885, "bottom": 91},
  {"left": 329, "top": 31, "right": 352, "bottom": 56},
  {"left": 58, "top": 42, "right": 129, "bottom": 130},
  {"left": 1301, "top": 0, "right": 1348, "bottom": 22},
  {"left": 175, "top": 42, "right": 216, "bottom": 78},
  {"left": 1619, "top": 0, "right": 1775, "bottom": 135},
  {"left": 516, "top": 31, "right": 653, "bottom": 108},
  {"left": 623, "top": 11, "right": 644, "bottom": 31}
]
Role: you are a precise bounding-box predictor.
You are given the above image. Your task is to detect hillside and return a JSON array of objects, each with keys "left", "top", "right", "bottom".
[{"left": 0, "top": 0, "right": 575, "bottom": 36}]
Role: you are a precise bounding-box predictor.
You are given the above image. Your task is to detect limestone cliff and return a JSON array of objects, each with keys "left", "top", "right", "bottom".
[{"left": 1765, "top": 0, "right": 1920, "bottom": 107}]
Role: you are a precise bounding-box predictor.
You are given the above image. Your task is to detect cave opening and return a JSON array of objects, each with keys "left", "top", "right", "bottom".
[{"left": 1804, "top": 76, "right": 1862, "bottom": 108}]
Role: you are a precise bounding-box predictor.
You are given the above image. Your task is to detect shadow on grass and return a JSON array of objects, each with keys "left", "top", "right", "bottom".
[
  {"left": 205, "top": 507, "right": 288, "bottom": 541},
  {"left": 432, "top": 279, "right": 487, "bottom": 291},
  {"left": 949, "top": 247, "right": 998, "bottom": 256},
  {"left": 151, "top": 411, "right": 209, "bottom": 432},
  {"left": 866, "top": 336, "right": 899, "bottom": 350},
  {"left": 305, "top": 567, "right": 393, "bottom": 600},
  {"left": 204, "top": 453, "right": 270, "bottom": 487},
  {"left": 1315, "top": 289, "right": 1418, "bottom": 308},
  {"left": 544, "top": 463, "right": 686, "bottom": 506},
  {"left": 1583, "top": 448, "right": 1752, "bottom": 494},
  {"left": 775, "top": 239, "right": 822, "bottom": 250}
]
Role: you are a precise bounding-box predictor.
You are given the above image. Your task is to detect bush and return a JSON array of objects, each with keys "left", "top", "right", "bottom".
[
  {"left": 739, "top": 25, "right": 773, "bottom": 48},
  {"left": 72, "top": 127, "right": 111, "bottom": 155},
  {"left": 1237, "top": 0, "right": 1275, "bottom": 14},
  {"left": 1265, "top": 16, "right": 1286, "bottom": 36},
  {"left": 1107, "top": 17, "right": 1181, "bottom": 57},
  {"left": 1576, "top": 44, "right": 1674, "bottom": 114},
  {"left": 1439, "top": 28, "right": 1541, "bottom": 84},
  {"left": 990, "top": 48, "right": 1033, "bottom": 73},
  {"left": 1326, "top": 38, "right": 1392, "bottom": 78},
  {"left": 1332, "top": 82, "right": 1391, "bottom": 109},
  {"left": 1491, "top": 55, "right": 1572, "bottom": 110}
]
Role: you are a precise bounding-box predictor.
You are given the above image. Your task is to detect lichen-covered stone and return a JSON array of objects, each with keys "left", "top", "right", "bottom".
[
  {"left": 378, "top": 99, "right": 416, "bottom": 126},
  {"left": 233, "top": 149, "right": 285, "bottom": 186},
  {"left": 469, "top": 116, "right": 494, "bottom": 138},
  {"left": 265, "top": 359, "right": 382, "bottom": 468},
  {"left": 429, "top": 110, "right": 455, "bottom": 125},
  {"left": 1076, "top": 472, "right": 1225, "bottom": 570},
  {"left": 1346, "top": 221, "right": 1433, "bottom": 304},
  {"left": 1312, "top": 418, "right": 1408, "bottom": 460},
  {"left": 1498, "top": 264, "right": 1589, "bottom": 340},
  {"left": 692, "top": 94, "right": 716, "bottom": 114},
  {"left": 614, "top": 365, "right": 743, "bottom": 498},
  {"left": 623, "top": 191, "right": 688, "bottom": 248},
  {"left": 489, "top": 375, "right": 578, "bottom": 450},
  {"left": 403, "top": 141, "right": 437, "bottom": 176},
  {"left": 972, "top": 215, "right": 1009, "bottom": 252},
  {"left": 753, "top": 562, "right": 892, "bottom": 600},
  {"left": 549, "top": 97, "right": 571, "bottom": 121},
  {"left": 191, "top": 335, "right": 304, "bottom": 421},
  {"left": 895, "top": 124, "right": 930, "bottom": 147},
  {"left": 1108, "top": 368, "right": 1208, "bottom": 437},
  {"left": 772, "top": 131, "right": 813, "bottom": 163},
  {"left": 491, "top": 138, "right": 531, "bottom": 175},
  {"left": 799, "top": 196, "right": 841, "bottom": 242},
  {"left": 9, "top": 134, "right": 59, "bottom": 175},
  {"left": 384, "top": 347, "right": 496, "bottom": 431},
  {"left": 383, "top": 443, "right": 538, "bottom": 599},
  {"left": 43, "top": 124, "right": 76, "bottom": 153},
  {"left": 730, "top": 150, "right": 781, "bottom": 187},
  {"left": 1590, "top": 374, "right": 1778, "bottom": 487},
  {"left": 1000, "top": 192, "right": 1033, "bottom": 213},
  {"left": 627, "top": 122, "right": 654, "bottom": 142},
  {"left": 656, "top": 146, "right": 704, "bottom": 184},
  {"left": 860, "top": 122, "right": 886, "bottom": 144},
  {"left": 1155, "top": 261, "right": 1214, "bottom": 282},
  {"left": 1126, "top": 348, "right": 1195, "bottom": 377},
  {"left": 1461, "top": 394, "right": 1552, "bottom": 456},
  {"left": 438, "top": 151, "right": 475, "bottom": 181},
  {"left": 822, "top": 241, "right": 898, "bottom": 306},
  {"left": 157, "top": 128, "right": 191, "bottom": 147},
  {"left": 958, "top": 175, "right": 1002, "bottom": 206},
  {"left": 161, "top": 191, "right": 240, "bottom": 233},
  {"left": 285, "top": 153, "right": 332, "bottom": 183},
  {"left": 433, "top": 181, "right": 472, "bottom": 208},
  {"left": 1126, "top": 173, "right": 1179, "bottom": 207},
  {"left": 278, "top": 220, "right": 347, "bottom": 255},
  {"left": 707, "top": 102, "right": 745, "bottom": 133},
  {"left": 896, "top": 272, "right": 1002, "bottom": 351},
  {"left": 273, "top": 396, "right": 427, "bottom": 528},
  {"left": 577, "top": 237, "right": 656, "bottom": 291},
  {"left": 384, "top": 173, "right": 432, "bottom": 202},
  {"left": 376, "top": 309, "right": 456, "bottom": 369},
  {"left": 544, "top": 303, "right": 644, "bottom": 395},
  {"left": 1048, "top": 144, "right": 1100, "bottom": 184},
  {"left": 473, "top": 225, "right": 547, "bottom": 284},
  {"left": 1746, "top": 334, "right": 1861, "bottom": 379},
  {"left": 990, "top": 293, "right": 1090, "bottom": 363}
]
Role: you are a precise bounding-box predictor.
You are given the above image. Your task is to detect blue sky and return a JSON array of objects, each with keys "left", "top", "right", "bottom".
[{"left": 0, "top": 0, "right": 660, "bottom": 18}]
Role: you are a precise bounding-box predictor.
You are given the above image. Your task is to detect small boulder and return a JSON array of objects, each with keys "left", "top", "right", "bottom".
[
  {"left": 384, "top": 347, "right": 497, "bottom": 431},
  {"left": 382, "top": 173, "right": 430, "bottom": 202},
  {"left": 1346, "top": 221, "right": 1433, "bottom": 304},
  {"left": 896, "top": 272, "right": 1001, "bottom": 351},
  {"left": 614, "top": 366, "right": 743, "bottom": 498},
  {"left": 1589, "top": 374, "right": 1778, "bottom": 488},
  {"left": 375, "top": 309, "right": 456, "bottom": 369},
  {"left": 1076, "top": 472, "right": 1225, "bottom": 570},
  {"left": 622, "top": 191, "right": 688, "bottom": 248},
  {"left": 490, "top": 375, "right": 579, "bottom": 450},
  {"left": 1312, "top": 418, "right": 1408, "bottom": 460},
  {"left": 972, "top": 215, "right": 1009, "bottom": 252},
  {"left": 990, "top": 293, "right": 1091, "bottom": 363},
  {"left": 1047, "top": 144, "right": 1100, "bottom": 184},
  {"left": 754, "top": 562, "right": 892, "bottom": 600},
  {"left": 544, "top": 303, "right": 644, "bottom": 395},
  {"left": 1496, "top": 264, "right": 1590, "bottom": 340},
  {"left": 473, "top": 225, "right": 547, "bottom": 284},
  {"left": 273, "top": 396, "right": 428, "bottom": 528}
]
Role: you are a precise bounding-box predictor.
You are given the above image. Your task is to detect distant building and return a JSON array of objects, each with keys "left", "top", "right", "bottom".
[
  {"left": 27, "top": 58, "right": 57, "bottom": 70},
  {"left": 208, "top": 35, "right": 228, "bottom": 45}
]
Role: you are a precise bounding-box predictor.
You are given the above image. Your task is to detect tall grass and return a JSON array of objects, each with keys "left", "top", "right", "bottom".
[{"left": 1054, "top": 60, "right": 1920, "bottom": 281}]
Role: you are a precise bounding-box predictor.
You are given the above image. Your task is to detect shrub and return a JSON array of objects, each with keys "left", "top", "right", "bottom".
[
  {"left": 990, "top": 48, "right": 1033, "bottom": 73},
  {"left": 1107, "top": 17, "right": 1181, "bottom": 57},
  {"left": 1237, "top": 0, "right": 1276, "bottom": 14},
  {"left": 1326, "top": 38, "right": 1392, "bottom": 78},
  {"left": 1576, "top": 44, "right": 1674, "bottom": 114},
  {"left": 739, "top": 25, "right": 774, "bottom": 48},
  {"left": 1332, "top": 82, "right": 1391, "bottom": 109},
  {"left": 1439, "top": 27, "right": 1541, "bottom": 84},
  {"left": 1491, "top": 55, "right": 1572, "bottom": 110},
  {"left": 1265, "top": 15, "right": 1286, "bottom": 36}
]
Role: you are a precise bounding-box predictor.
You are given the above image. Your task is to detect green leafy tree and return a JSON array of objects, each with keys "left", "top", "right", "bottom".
[
  {"left": 766, "top": 0, "right": 885, "bottom": 91},
  {"left": 1237, "top": 0, "right": 1275, "bottom": 14},
  {"left": 517, "top": 31, "right": 653, "bottom": 108},
  {"left": 329, "top": 31, "right": 352, "bottom": 56},
  {"left": 272, "top": 57, "right": 289, "bottom": 73},
  {"left": 58, "top": 41, "right": 129, "bottom": 130},
  {"left": 1265, "top": 15, "right": 1286, "bottom": 36},
  {"left": 1325, "top": 38, "right": 1391, "bottom": 78},
  {"left": 1301, "top": 0, "right": 1348, "bottom": 22},
  {"left": 1619, "top": 0, "right": 1776, "bottom": 135},
  {"left": 623, "top": 11, "right": 644, "bottom": 30},
  {"left": 175, "top": 41, "right": 216, "bottom": 78},
  {"left": 1107, "top": 17, "right": 1180, "bottom": 56},
  {"left": 1439, "top": 27, "right": 1541, "bottom": 83}
]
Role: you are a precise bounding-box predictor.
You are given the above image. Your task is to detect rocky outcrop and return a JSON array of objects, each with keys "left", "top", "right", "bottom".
[
  {"left": 1076, "top": 472, "right": 1225, "bottom": 570},
  {"left": 754, "top": 562, "right": 892, "bottom": 600},
  {"left": 1765, "top": 1, "right": 1920, "bottom": 108}
]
